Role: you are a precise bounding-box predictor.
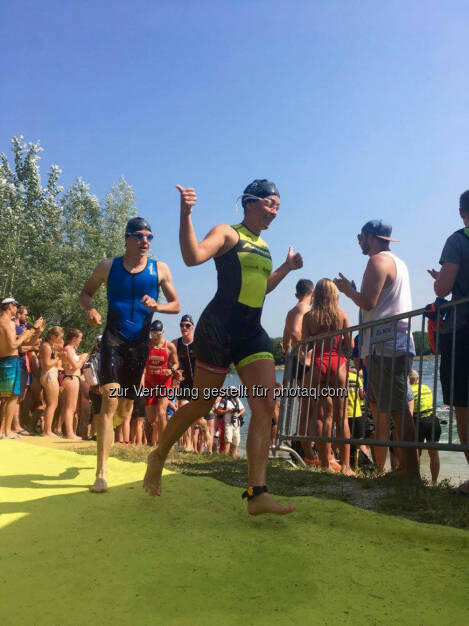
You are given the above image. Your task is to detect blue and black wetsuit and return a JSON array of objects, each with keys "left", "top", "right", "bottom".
[{"left": 100, "top": 257, "right": 158, "bottom": 398}]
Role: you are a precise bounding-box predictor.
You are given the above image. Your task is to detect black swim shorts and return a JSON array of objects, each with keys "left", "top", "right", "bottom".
[
  {"left": 414, "top": 416, "right": 442, "bottom": 443},
  {"left": 99, "top": 328, "right": 149, "bottom": 400},
  {"left": 194, "top": 306, "right": 273, "bottom": 374}
]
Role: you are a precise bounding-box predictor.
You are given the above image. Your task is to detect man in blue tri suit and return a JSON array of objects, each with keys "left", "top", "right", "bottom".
[{"left": 79, "top": 217, "right": 180, "bottom": 493}]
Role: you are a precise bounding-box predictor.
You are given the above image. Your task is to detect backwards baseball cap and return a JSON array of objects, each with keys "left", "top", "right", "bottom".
[
  {"left": 125, "top": 217, "right": 152, "bottom": 235},
  {"left": 151, "top": 319, "right": 163, "bottom": 332},
  {"left": 361, "top": 220, "right": 399, "bottom": 242},
  {"left": 1, "top": 297, "right": 19, "bottom": 306},
  {"left": 180, "top": 314, "right": 193, "bottom": 325},
  {"left": 242, "top": 179, "right": 280, "bottom": 201}
]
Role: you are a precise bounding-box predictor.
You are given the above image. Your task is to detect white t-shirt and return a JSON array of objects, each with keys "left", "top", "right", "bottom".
[{"left": 216, "top": 397, "right": 245, "bottom": 427}]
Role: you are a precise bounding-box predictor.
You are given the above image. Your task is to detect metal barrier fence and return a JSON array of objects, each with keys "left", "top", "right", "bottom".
[{"left": 274, "top": 296, "right": 469, "bottom": 466}]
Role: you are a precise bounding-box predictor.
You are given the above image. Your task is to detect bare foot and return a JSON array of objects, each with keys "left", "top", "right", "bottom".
[
  {"left": 341, "top": 466, "right": 356, "bottom": 477},
  {"left": 143, "top": 449, "right": 164, "bottom": 496},
  {"left": 41, "top": 432, "right": 59, "bottom": 438},
  {"left": 64, "top": 434, "right": 82, "bottom": 440},
  {"left": 90, "top": 477, "right": 108, "bottom": 493},
  {"left": 247, "top": 492, "right": 296, "bottom": 516}
]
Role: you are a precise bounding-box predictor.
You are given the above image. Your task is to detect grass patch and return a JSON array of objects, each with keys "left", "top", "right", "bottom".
[{"left": 74, "top": 444, "right": 469, "bottom": 529}]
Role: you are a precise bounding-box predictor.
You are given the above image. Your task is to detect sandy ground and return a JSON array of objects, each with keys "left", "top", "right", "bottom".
[{"left": 1, "top": 439, "right": 468, "bottom": 625}]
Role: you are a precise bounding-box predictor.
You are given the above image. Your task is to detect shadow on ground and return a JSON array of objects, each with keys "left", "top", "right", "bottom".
[{"left": 1, "top": 441, "right": 468, "bottom": 625}]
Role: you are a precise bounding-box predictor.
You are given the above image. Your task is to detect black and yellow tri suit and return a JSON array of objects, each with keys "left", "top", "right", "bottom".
[{"left": 194, "top": 223, "right": 274, "bottom": 373}]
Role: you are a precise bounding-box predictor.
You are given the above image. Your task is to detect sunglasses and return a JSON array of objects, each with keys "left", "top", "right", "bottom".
[
  {"left": 126, "top": 233, "right": 154, "bottom": 242},
  {"left": 180, "top": 323, "right": 192, "bottom": 329},
  {"left": 243, "top": 194, "right": 280, "bottom": 209}
]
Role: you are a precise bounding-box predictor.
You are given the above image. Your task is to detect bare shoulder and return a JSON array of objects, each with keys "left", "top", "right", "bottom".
[
  {"left": 339, "top": 308, "right": 350, "bottom": 326},
  {"left": 302, "top": 310, "right": 313, "bottom": 329},
  {"left": 156, "top": 259, "right": 170, "bottom": 277},
  {"left": 211, "top": 223, "right": 239, "bottom": 249},
  {"left": 368, "top": 253, "right": 391, "bottom": 269},
  {"left": 95, "top": 258, "right": 113, "bottom": 280}
]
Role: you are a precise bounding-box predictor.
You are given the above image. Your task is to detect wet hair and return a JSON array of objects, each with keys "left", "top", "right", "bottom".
[
  {"left": 17, "top": 305, "right": 27, "bottom": 315},
  {"left": 65, "top": 328, "right": 82, "bottom": 345},
  {"left": 45, "top": 326, "right": 64, "bottom": 342},
  {"left": 460, "top": 190, "right": 469, "bottom": 214},
  {"left": 307, "top": 278, "right": 341, "bottom": 331},
  {"left": 296, "top": 279, "right": 314, "bottom": 298},
  {"left": 409, "top": 370, "right": 419, "bottom": 385}
]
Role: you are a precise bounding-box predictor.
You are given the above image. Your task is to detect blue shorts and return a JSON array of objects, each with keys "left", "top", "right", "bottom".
[{"left": 0, "top": 356, "right": 21, "bottom": 397}]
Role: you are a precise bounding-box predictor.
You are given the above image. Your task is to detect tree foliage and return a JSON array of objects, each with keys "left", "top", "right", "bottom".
[
  {"left": 0, "top": 136, "right": 136, "bottom": 348},
  {"left": 271, "top": 337, "right": 285, "bottom": 365},
  {"left": 413, "top": 330, "right": 432, "bottom": 356}
]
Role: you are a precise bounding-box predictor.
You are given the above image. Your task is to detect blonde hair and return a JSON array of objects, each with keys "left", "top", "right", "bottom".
[
  {"left": 45, "top": 326, "right": 64, "bottom": 343},
  {"left": 308, "top": 278, "right": 341, "bottom": 331},
  {"left": 409, "top": 370, "right": 419, "bottom": 385}
]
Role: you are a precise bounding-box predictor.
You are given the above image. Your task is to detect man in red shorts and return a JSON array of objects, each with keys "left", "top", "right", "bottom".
[{"left": 145, "top": 320, "right": 179, "bottom": 445}]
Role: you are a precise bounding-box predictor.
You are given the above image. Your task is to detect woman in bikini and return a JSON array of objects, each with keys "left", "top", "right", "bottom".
[
  {"left": 39, "top": 326, "right": 64, "bottom": 437},
  {"left": 61, "top": 329, "right": 89, "bottom": 440},
  {"left": 301, "top": 278, "right": 354, "bottom": 475}
]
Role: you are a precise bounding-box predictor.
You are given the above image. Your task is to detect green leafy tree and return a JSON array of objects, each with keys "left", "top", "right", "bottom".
[
  {"left": 271, "top": 337, "right": 285, "bottom": 365},
  {"left": 413, "top": 330, "right": 432, "bottom": 356},
  {"left": 0, "top": 136, "right": 136, "bottom": 349}
]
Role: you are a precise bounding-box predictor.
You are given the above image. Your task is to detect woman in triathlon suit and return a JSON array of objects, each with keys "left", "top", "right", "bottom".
[
  {"left": 39, "top": 326, "right": 64, "bottom": 437},
  {"left": 144, "top": 180, "right": 303, "bottom": 515},
  {"left": 301, "top": 278, "right": 354, "bottom": 475},
  {"left": 61, "top": 329, "right": 89, "bottom": 440},
  {"left": 145, "top": 320, "right": 178, "bottom": 445}
]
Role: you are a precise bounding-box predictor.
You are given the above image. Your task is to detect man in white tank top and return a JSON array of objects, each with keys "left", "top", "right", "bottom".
[{"left": 335, "top": 220, "right": 419, "bottom": 477}]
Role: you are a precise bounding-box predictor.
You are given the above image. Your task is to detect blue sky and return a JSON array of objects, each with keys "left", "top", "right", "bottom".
[{"left": 1, "top": 0, "right": 468, "bottom": 340}]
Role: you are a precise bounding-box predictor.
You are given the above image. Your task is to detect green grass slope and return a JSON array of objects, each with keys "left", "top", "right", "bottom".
[{"left": 0, "top": 441, "right": 468, "bottom": 625}]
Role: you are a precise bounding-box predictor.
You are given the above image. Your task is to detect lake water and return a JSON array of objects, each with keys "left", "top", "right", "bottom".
[{"left": 224, "top": 358, "right": 469, "bottom": 483}]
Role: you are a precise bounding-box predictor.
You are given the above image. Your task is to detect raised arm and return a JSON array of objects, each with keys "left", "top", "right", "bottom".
[
  {"left": 266, "top": 247, "right": 303, "bottom": 294},
  {"left": 39, "top": 342, "right": 60, "bottom": 370},
  {"left": 176, "top": 185, "right": 235, "bottom": 266},
  {"left": 78, "top": 259, "right": 111, "bottom": 325},
  {"left": 4, "top": 319, "right": 44, "bottom": 351},
  {"left": 63, "top": 345, "right": 89, "bottom": 370},
  {"left": 428, "top": 263, "right": 459, "bottom": 298},
  {"left": 334, "top": 255, "right": 388, "bottom": 311}
]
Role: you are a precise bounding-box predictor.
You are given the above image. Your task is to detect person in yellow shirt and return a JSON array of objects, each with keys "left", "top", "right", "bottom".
[{"left": 409, "top": 370, "right": 440, "bottom": 484}]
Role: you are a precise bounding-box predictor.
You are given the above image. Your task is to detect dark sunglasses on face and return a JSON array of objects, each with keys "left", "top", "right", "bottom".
[
  {"left": 180, "top": 323, "right": 192, "bottom": 329},
  {"left": 127, "top": 233, "right": 154, "bottom": 242}
]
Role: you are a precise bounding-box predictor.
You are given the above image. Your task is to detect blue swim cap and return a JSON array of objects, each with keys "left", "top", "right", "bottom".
[{"left": 242, "top": 179, "right": 280, "bottom": 203}]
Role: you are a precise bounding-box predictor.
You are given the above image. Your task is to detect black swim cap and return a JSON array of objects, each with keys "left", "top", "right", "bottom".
[
  {"left": 125, "top": 217, "right": 152, "bottom": 235},
  {"left": 151, "top": 320, "right": 163, "bottom": 332},
  {"left": 242, "top": 179, "right": 280, "bottom": 202}
]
